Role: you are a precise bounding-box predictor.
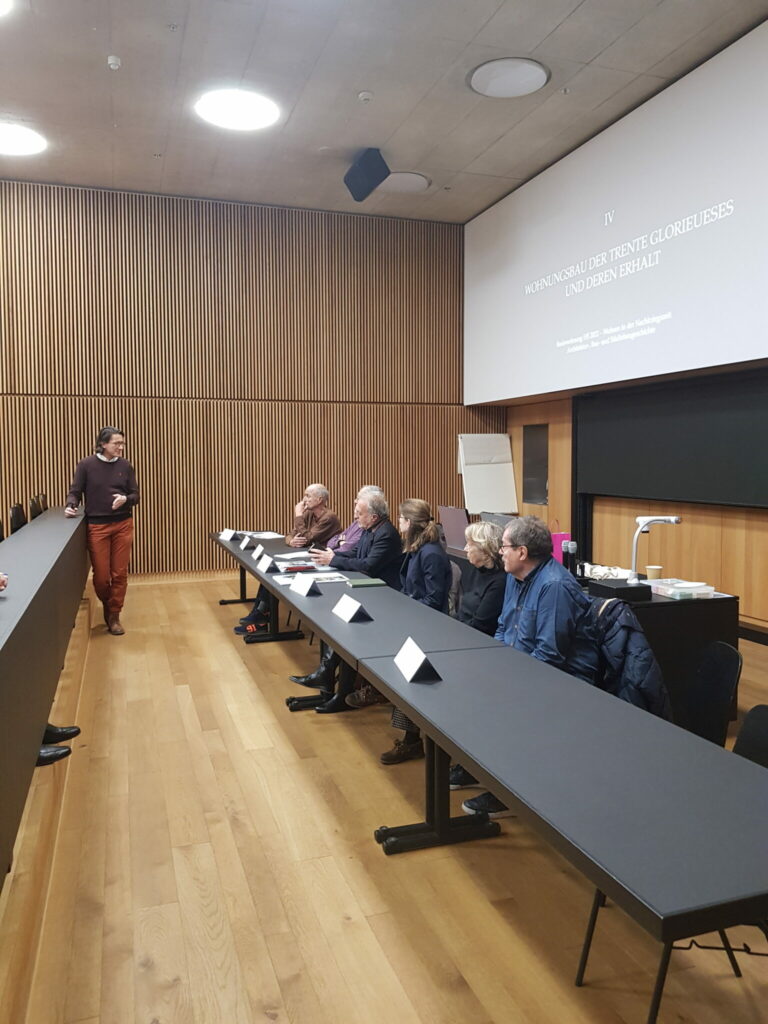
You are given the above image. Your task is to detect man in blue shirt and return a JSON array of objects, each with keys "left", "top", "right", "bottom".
[{"left": 460, "top": 516, "right": 598, "bottom": 819}]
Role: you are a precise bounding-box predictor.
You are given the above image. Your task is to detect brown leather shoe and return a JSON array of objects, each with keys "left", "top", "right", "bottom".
[
  {"left": 345, "top": 683, "right": 389, "bottom": 709},
  {"left": 380, "top": 738, "right": 424, "bottom": 765},
  {"left": 108, "top": 615, "right": 125, "bottom": 636}
]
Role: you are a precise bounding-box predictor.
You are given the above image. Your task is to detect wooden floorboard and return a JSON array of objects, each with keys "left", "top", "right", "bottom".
[{"left": 19, "top": 575, "right": 768, "bottom": 1024}]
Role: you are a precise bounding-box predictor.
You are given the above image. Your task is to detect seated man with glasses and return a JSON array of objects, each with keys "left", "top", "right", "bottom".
[{"left": 459, "top": 515, "right": 598, "bottom": 820}]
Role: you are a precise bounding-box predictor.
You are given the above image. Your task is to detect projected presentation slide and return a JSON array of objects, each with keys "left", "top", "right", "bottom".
[{"left": 464, "top": 22, "right": 767, "bottom": 406}]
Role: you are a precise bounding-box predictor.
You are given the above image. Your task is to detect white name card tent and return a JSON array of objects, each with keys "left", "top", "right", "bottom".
[
  {"left": 457, "top": 433, "right": 518, "bottom": 516},
  {"left": 257, "top": 554, "right": 278, "bottom": 573},
  {"left": 219, "top": 528, "right": 235, "bottom": 541},
  {"left": 290, "top": 573, "right": 321, "bottom": 597},
  {"left": 394, "top": 637, "right": 441, "bottom": 683},
  {"left": 251, "top": 543, "right": 264, "bottom": 561},
  {"left": 332, "top": 594, "right": 373, "bottom": 623},
  {"left": 239, "top": 534, "right": 256, "bottom": 551}
]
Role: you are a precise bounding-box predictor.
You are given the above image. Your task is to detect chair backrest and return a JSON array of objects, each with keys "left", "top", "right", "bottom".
[
  {"left": 438, "top": 505, "right": 469, "bottom": 550},
  {"left": 37, "top": 492, "right": 48, "bottom": 511},
  {"left": 0, "top": 517, "right": 4, "bottom": 542},
  {"left": 447, "top": 561, "right": 463, "bottom": 618},
  {"left": 9, "top": 503, "right": 27, "bottom": 534},
  {"left": 684, "top": 641, "right": 743, "bottom": 746},
  {"left": 29, "top": 496, "right": 43, "bottom": 520},
  {"left": 733, "top": 704, "right": 768, "bottom": 770}
]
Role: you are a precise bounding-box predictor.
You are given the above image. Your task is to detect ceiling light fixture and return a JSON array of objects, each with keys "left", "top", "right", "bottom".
[
  {"left": 377, "top": 172, "right": 431, "bottom": 194},
  {"left": 0, "top": 122, "right": 47, "bottom": 156},
  {"left": 469, "top": 57, "right": 550, "bottom": 98},
  {"left": 0, "top": 0, "right": 14, "bottom": 17},
  {"left": 194, "top": 88, "right": 280, "bottom": 131}
]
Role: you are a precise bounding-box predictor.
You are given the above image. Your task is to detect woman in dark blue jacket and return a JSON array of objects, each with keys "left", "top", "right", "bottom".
[{"left": 380, "top": 499, "right": 452, "bottom": 764}]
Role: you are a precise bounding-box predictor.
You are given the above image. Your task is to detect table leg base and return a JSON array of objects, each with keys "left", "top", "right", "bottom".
[
  {"left": 243, "top": 630, "right": 305, "bottom": 644},
  {"left": 286, "top": 692, "right": 333, "bottom": 711},
  {"left": 218, "top": 597, "right": 256, "bottom": 606},
  {"left": 374, "top": 815, "right": 501, "bottom": 855}
]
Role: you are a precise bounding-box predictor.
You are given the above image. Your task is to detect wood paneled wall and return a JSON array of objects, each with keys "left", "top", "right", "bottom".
[
  {"left": 0, "top": 181, "right": 505, "bottom": 572},
  {"left": 506, "top": 399, "right": 573, "bottom": 530},
  {"left": 592, "top": 497, "right": 768, "bottom": 625}
]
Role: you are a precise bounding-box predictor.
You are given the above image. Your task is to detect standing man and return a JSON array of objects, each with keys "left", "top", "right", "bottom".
[{"left": 65, "top": 426, "right": 139, "bottom": 636}]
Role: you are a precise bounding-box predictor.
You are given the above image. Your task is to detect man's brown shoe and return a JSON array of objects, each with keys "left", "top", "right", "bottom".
[
  {"left": 108, "top": 615, "right": 125, "bottom": 636},
  {"left": 380, "top": 738, "right": 424, "bottom": 765},
  {"left": 345, "top": 684, "right": 389, "bottom": 709}
]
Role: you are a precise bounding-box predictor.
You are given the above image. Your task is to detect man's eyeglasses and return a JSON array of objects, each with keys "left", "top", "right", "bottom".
[{"left": 500, "top": 542, "right": 521, "bottom": 551}]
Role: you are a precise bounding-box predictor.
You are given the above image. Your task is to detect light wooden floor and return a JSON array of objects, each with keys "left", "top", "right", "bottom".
[{"left": 22, "top": 577, "right": 768, "bottom": 1023}]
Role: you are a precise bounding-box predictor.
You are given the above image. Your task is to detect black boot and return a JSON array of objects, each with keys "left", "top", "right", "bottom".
[
  {"left": 36, "top": 745, "right": 72, "bottom": 767},
  {"left": 316, "top": 663, "right": 357, "bottom": 714},
  {"left": 289, "top": 643, "right": 339, "bottom": 689},
  {"left": 43, "top": 723, "right": 81, "bottom": 744}
]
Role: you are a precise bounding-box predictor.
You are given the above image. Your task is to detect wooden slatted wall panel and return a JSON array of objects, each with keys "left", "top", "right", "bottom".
[
  {"left": 0, "top": 182, "right": 462, "bottom": 403},
  {"left": 1, "top": 397, "right": 504, "bottom": 573},
  {"left": 0, "top": 181, "right": 503, "bottom": 572}
]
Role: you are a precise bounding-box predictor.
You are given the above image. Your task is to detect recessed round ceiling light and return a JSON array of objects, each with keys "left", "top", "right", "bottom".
[
  {"left": 377, "top": 172, "right": 431, "bottom": 194},
  {"left": 194, "top": 88, "right": 280, "bottom": 131},
  {"left": 469, "top": 58, "right": 550, "bottom": 98},
  {"left": 0, "top": 123, "right": 47, "bottom": 155},
  {"left": 0, "top": 0, "right": 14, "bottom": 17}
]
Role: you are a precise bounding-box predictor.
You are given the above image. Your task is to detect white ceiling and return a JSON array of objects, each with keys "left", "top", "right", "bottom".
[{"left": 1, "top": 0, "right": 766, "bottom": 223}]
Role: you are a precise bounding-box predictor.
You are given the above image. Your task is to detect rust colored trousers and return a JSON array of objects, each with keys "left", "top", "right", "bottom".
[{"left": 87, "top": 517, "right": 134, "bottom": 615}]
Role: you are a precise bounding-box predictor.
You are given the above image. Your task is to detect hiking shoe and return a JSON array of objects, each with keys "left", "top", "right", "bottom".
[
  {"left": 239, "top": 609, "right": 268, "bottom": 626},
  {"left": 345, "top": 684, "right": 389, "bottom": 709},
  {"left": 449, "top": 764, "right": 480, "bottom": 790},
  {"left": 380, "top": 738, "right": 424, "bottom": 765},
  {"left": 461, "top": 792, "right": 513, "bottom": 819},
  {"left": 234, "top": 620, "right": 268, "bottom": 635}
]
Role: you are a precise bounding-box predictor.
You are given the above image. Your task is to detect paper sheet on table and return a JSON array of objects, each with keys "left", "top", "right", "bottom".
[
  {"left": 274, "top": 551, "right": 319, "bottom": 560},
  {"left": 273, "top": 572, "right": 348, "bottom": 585},
  {"left": 457, "top": 434, "right": 518, "bottom": 515},
  {"left": 249, "top": 531, "right": 283, "bottom": 539}
]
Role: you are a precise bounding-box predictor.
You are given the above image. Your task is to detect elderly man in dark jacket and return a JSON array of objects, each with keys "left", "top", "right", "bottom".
[{"left": 291, "top": 488, "right": 403, "bottom": 712}]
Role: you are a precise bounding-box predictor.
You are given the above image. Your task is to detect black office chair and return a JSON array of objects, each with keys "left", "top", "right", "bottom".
[
  {"left": 0, "top": 518, "right": 4, "bottom": 542},
  {"left": 9, "top": 503, "right": 27, "bottom": 534},
  {"left": 29, "top": 496, "right": 43, "bottom": 520},
  {"left": 680, "top": 641, "right": 742, "bottom": 746},
  {"left": 37, "top": 492, "right": 48, "bottom": 511},
  {"left": 674, "top": 705, "right": 768, "bottom": 967},
  {"left": 733, "top": 704, "right": 768, "bottom": 770}
]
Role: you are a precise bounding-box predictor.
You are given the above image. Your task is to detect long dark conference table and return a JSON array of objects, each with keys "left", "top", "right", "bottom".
[
  {"left": 215, "top": 533, "right": 768, "bottom": 1023},
  {"left": 0, "top": 510, "right": 88, "bottom": 882}
]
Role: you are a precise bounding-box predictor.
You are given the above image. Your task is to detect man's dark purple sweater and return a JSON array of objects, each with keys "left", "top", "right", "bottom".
[{"left": 66, "top": 455, "right": 140, "bottom": 523}]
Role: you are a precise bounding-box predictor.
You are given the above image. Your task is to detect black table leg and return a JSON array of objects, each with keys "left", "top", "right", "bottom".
[
  {"left": 243, "top": 589, "right": 304, "bottom": 644},
  {"left": 374, "top": 736, "right": 502, "bottom": 854},
  {"left": 576, "top": 892, "right": 676, "bottom": 1024},
  {"left": 646, "top": 942, "right": 673, "bottom": 1024},
  {"left": 219, "top": 566, "right": 257, "bottom": 606},
  {"left": 718, "top": 929, "right": 742, "bottom": 977},
  {"left": 575, "top": 887, "right": 605, "bottom": 986}
]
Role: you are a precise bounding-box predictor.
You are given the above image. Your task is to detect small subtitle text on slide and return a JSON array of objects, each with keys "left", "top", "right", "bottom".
[{"left": 555, "top": 312, "right": 672, "bottom": 355}]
